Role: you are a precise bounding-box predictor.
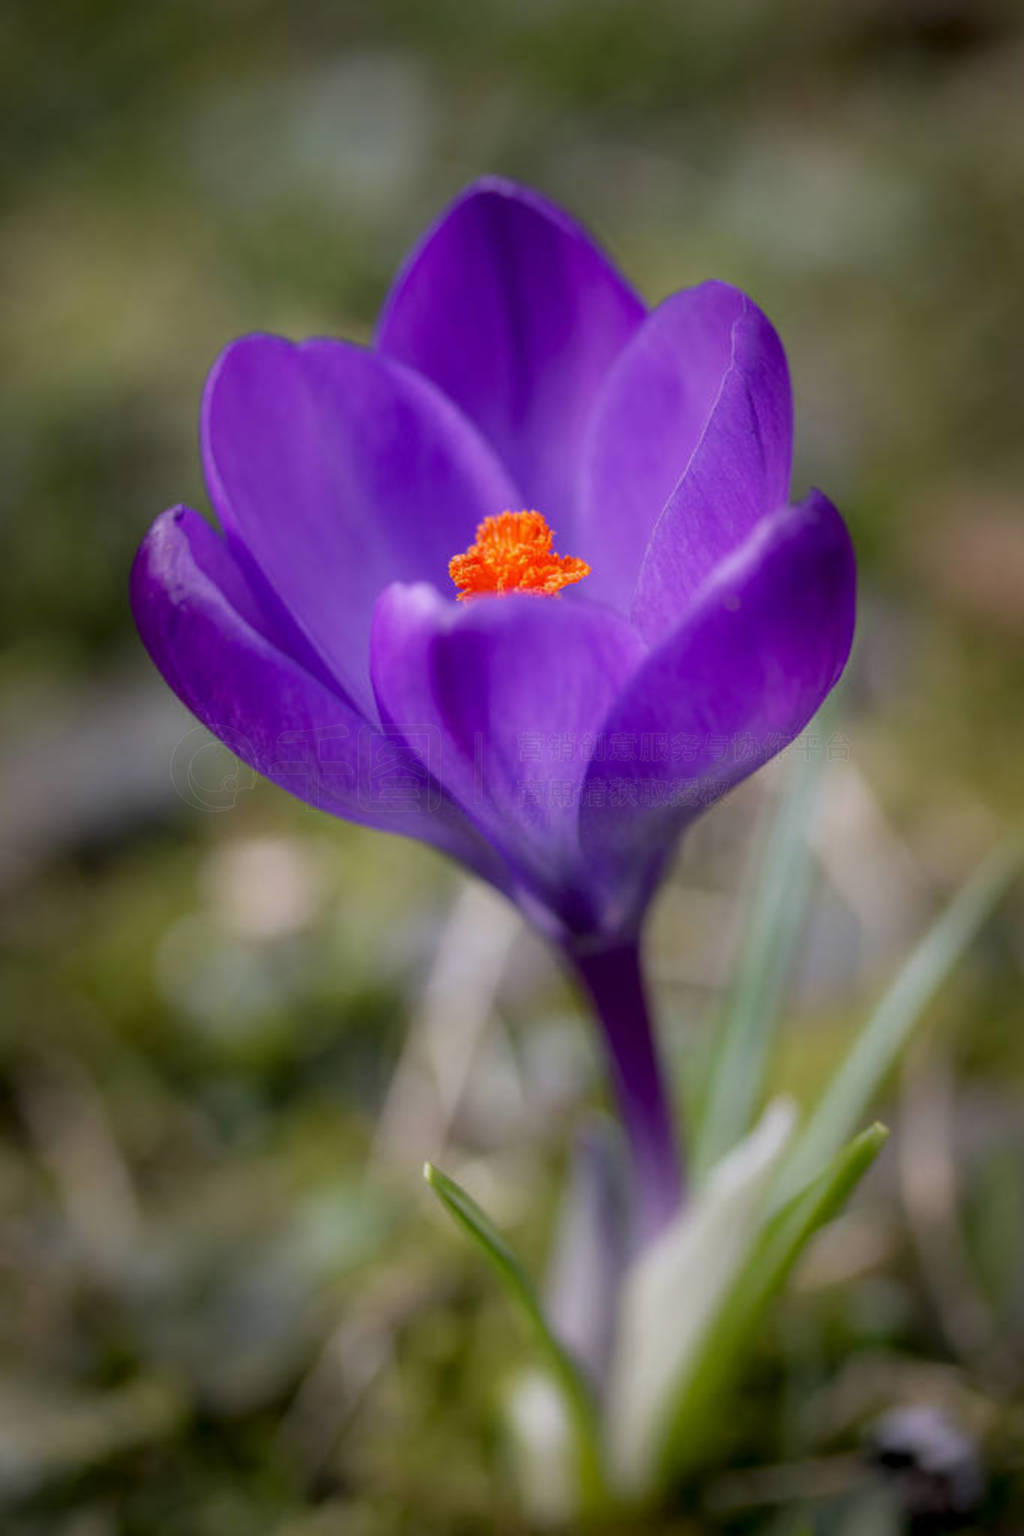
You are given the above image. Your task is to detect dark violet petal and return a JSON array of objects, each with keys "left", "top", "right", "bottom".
[
  {"left": 580, "top": 491, "right": 855, "bottom": 930},
  {"left": 579, "top": 283, "right": 789, "bottom": 616},
  {"left": 201, "top": 334, "right": 518, "bottom": 720},
  {"left": 376, "top": 177, "right": 644, "bottom": 533},
  {"left": 130, "top": 506, "right": 514, "bottom": 889},
  {"left": 630, "top": 292, "right": 793, "bottom": 644},
  {"left": 370, "top": 585, "right": 646, "bottom": 927}
]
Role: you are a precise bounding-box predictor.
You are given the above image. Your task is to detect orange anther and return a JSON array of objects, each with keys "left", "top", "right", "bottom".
[{"left": 449, "top": 510, "right": 590, "bottom": 602}]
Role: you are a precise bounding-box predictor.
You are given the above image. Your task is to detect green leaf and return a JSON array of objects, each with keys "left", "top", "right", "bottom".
[
  {"left": 607, "top": 1101, "right": 797, "bottom": 1495},
  {"left": 656, "top": 1123, "right": 888, "bottom": 1489},
  {"left": 695, "top": 719, "right": 830, "bottom": 1183},
  {"left": 775, "top": 838, "right": 1021, "bottom": 1205},
  {"left": 423, "top": 1162, "right": 606, "bottom": 1508}
]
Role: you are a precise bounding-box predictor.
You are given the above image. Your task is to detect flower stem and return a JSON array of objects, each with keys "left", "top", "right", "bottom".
[{"left": 565, "top": 939, "right": 684, "bottom": 1246}]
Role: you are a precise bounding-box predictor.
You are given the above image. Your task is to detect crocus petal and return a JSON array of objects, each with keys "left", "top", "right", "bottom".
[
  {"left": 131, "top": 506, "right": 513, "bottom": 889},
  {"left": 371, "top": 585, "right": 646, "bottom": 931},
  {"left": 579, "top": 283, "right": 791, "bottom": 618},
  {"left": 375, "top": 177, "right": 645, "bottom": 531},
  {"left": 580, "top": 491, "right": 855, "bottom": 931},
  {"left": 202, "top": 334, "right": 519, "bottom": 720},
  {"left": 629, "top": 293, "right": 793, "bottom": 644}
]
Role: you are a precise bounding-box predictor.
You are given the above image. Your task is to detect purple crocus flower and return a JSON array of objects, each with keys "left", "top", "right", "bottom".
[{"left": 132, "top": 178, "right": 855, "bottom": 1241}]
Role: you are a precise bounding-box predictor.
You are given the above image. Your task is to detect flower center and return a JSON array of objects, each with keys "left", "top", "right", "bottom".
[{"left": 449, "top": 510, "right": 590, "bottom": 602}]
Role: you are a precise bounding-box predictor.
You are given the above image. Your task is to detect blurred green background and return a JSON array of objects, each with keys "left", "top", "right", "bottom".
[{"left": 2, "top": 1, "right": 1024, "bottom": 1531}]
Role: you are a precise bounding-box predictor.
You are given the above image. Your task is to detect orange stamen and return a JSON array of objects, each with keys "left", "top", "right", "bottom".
[{"left": 449, "top": 510, "right": 590, "bottom": 602}]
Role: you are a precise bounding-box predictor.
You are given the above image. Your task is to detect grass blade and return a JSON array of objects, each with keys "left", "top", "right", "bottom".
[
  {"left": 423, "top": 1162, "right": 606, "bottom": 1505},
  {"left": 775, "top": 839, "right": 1021, "bottom": 1205},
  {"left": 658, "top": 1124, "right": 889, "bottom": 1488},
  {"left": 695, "top": 722, "right": 830, "bottom": 1181}
]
